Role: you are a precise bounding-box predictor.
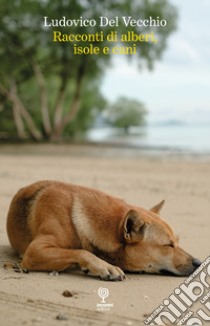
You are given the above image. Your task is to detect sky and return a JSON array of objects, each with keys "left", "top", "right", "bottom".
[{"left": 101, "top": 0, "right": 210, "bottom": 125}]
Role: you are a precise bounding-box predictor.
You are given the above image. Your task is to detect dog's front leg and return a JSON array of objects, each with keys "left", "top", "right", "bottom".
[{"left": 21, "top": 238, "right": 125, "bottom": 281}]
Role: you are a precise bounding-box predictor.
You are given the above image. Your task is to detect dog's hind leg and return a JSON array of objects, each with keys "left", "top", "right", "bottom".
[{"left": 21, "top": 236, "right": 125, "bottom": 281}]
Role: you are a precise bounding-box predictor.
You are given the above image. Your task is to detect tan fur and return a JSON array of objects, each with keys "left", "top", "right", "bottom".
[{"left": 6, "top": 180, "right": 200, "bottom": 281}]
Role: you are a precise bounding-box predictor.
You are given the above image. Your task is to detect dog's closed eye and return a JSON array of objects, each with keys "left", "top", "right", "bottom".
[{"left": 164, "top": 242, "right": 174, "bottom": 248}]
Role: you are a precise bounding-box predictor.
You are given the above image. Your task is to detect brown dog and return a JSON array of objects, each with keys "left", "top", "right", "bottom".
[{"left": 6, "top": 180, "right": 201, "bottom": 281}]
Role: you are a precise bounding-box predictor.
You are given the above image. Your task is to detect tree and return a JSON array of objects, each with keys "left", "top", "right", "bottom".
[
  {"left": 0, "top": 0, "right": 177, "bottom": 141},
  {"left": 105, "top": 97, "right": 147, "bottom": 133}
]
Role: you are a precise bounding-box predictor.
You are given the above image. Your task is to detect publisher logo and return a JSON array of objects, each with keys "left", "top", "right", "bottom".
[
  {"left": 98, "top": 287, "right": 109, "bottom": 303},
  {"left": 144, "top": 256, "right": 210, "bottom": 325},
  {"left": 96, "top": 287, "right": 113, "bottom": 311}
]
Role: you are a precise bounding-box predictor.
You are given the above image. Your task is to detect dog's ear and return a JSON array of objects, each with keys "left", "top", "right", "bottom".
[
  {"left": 150, "top": 199, "right": 165, "bottom": 215},
  {"left": 123, "top": 210, "right": 147, "bottom": 243}
]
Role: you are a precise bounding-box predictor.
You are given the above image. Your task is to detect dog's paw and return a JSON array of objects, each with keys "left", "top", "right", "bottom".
[
  {"left": 99, "top": 265, "right": 126, "bottom": 281},
  {"left": 82, "top": 260, "right": 126, "bottom": 281}
]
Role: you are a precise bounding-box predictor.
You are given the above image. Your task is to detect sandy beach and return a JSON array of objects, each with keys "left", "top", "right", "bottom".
[{"left": 0, "top": 144, "right": 209, "bottom": 326}]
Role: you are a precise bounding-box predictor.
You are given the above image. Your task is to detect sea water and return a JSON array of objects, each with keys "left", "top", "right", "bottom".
[{"left": 86, "top": 124, "right": 210, "bottom": 154}]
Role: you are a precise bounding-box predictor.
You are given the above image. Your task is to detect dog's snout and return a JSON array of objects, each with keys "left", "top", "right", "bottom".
[{"left": 192, "top": 258, "right": 202, "bottom": 268}]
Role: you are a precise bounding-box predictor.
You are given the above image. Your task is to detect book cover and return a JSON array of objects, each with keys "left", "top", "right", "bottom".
[{"left": 0, "top": 1, "right": 209, "bottom": 325}]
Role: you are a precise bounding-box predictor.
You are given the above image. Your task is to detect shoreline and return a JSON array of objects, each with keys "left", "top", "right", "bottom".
[{"left": 0, "top": 141, "right": 210, "bottom": 161}]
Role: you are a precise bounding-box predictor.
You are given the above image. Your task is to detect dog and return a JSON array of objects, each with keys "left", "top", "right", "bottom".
[{"left": 6, "top": 180, "right": 201, "bottom": 281}]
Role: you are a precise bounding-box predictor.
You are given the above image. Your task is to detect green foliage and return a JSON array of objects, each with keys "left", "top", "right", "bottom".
[
  {"left": 0, "top": 0, "right": 177, "bottom": 141},
  {"left": 106, "top": 97, "right": 147, "bottom": 132}
]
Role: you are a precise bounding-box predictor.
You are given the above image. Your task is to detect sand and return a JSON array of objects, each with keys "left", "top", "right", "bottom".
[{"left": 0, "top": 144, "right": 209, "bottom": 326}]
